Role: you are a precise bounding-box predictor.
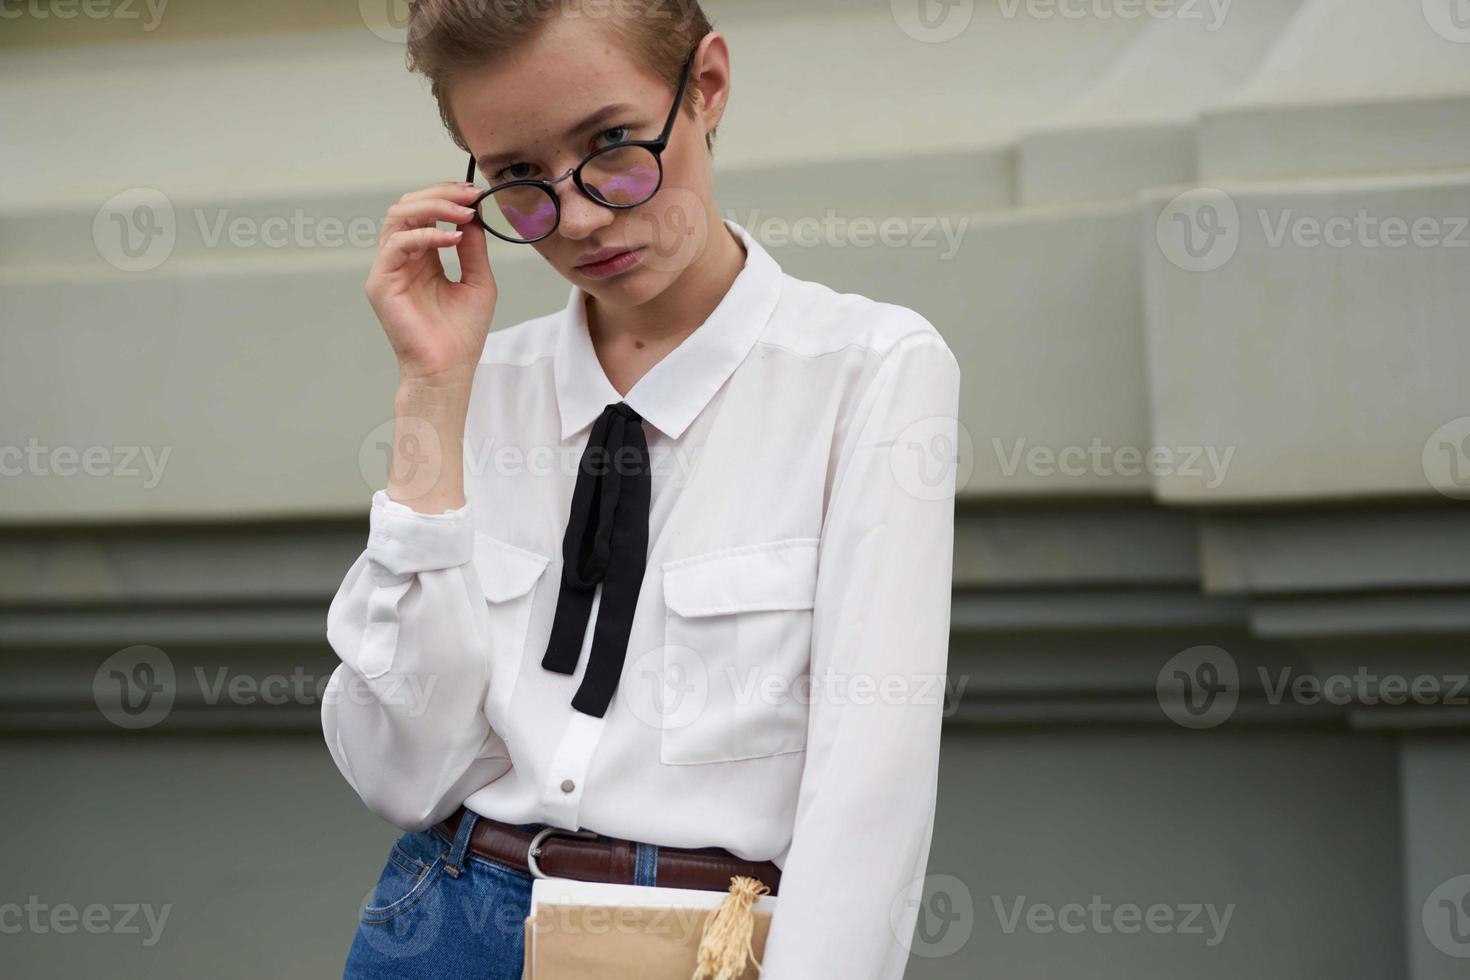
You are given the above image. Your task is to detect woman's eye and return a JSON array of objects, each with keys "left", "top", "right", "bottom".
[
  {"left": 493, "top": 162, "right": 535, "bottom": 183},
  {"left": 594, "top": 125, "right": 632, "bottom": 149}
]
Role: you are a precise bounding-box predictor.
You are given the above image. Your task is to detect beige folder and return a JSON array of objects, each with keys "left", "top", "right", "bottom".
[{"left": 523, "top": 877, "right": 775, "bottom": 980}]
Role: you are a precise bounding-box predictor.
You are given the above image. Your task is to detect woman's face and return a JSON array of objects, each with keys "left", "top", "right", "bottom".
[{"left": 448, "top": 18, "right": 727, "bottom": 310}]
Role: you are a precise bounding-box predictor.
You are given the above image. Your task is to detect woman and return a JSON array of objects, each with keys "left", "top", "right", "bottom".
[{"left": 322, "top": 1, "right": 961, "bottom": 977}]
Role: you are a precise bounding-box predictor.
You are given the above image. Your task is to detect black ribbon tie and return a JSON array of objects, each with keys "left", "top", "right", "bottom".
[{"left": 541, "top": 401, "right": 652, "bottom": 718}]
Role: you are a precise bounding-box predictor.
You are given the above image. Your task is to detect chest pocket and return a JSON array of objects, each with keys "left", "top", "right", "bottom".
[
  {"left": 471, "top": 531, "right": 552, "bottom": 739},
  {"left": 659, "top": 537, "right": 820, "bottom": 765}
]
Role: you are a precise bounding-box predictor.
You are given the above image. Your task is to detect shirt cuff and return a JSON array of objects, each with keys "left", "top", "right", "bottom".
[{"left": 366, "top": 488, "right": 475, "bottom": 576}]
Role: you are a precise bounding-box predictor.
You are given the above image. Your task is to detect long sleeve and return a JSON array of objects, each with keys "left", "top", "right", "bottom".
[
  {"left": 321, "top": 489, "right": 507, "bottom": 831},
  {"left": 759, "top": 328, "right": 962, "bottom": 979}
]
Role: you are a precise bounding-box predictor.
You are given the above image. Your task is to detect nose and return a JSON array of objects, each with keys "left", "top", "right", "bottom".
[{"left": 549, "top": 168, "right": 614, "bottom": 242}]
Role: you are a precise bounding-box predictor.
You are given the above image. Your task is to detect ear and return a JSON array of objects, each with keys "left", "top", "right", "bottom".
[{"left": 689, "top": 32, "right": 732, "bottom": 135}]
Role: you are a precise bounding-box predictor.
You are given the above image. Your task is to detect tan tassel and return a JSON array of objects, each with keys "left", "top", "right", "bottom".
[{"left": 691, "top": 875, "right": 770, "bottom": 980}]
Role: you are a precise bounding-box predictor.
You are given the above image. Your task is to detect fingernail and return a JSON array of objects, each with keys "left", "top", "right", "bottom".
[{"left": 450, "top": 229, "right": 464, "bottom": 238}]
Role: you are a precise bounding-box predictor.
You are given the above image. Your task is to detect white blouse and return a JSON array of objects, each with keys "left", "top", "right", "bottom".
[{"left": 322, "top": 217, "right": 961, "bottom": 979}]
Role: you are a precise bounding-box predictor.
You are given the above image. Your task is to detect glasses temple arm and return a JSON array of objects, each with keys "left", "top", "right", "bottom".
[{"left": 656, "top": 43, "right": 703, "bottom": 145}]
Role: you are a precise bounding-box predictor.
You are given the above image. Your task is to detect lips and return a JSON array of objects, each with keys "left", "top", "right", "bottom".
[
  {"left": 574, "top": 245, "right": 647, "bottom": 280},
  {"left": 575, "top": 245, "right": 639, "bottom": 268}
]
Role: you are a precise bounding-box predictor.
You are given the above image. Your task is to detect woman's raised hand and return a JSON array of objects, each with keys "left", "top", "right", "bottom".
[
  {"left": 367, "top": 181, "right": 496, "bottom": 514},
  {"left": 366, "top": 181, "right": 497, "bottom": 387}
]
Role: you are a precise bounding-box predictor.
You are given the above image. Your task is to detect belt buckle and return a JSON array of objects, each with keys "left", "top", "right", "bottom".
[{"left": 526, "top": 825, "right": 599, "bottom": 879}]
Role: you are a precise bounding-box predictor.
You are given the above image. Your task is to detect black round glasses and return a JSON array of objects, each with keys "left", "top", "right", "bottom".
[{"left": 463, "top": 43, "right": 702, "bottom": 245}]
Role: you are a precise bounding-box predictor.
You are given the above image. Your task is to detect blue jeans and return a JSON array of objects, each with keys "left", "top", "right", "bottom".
[{"left": 343, "top": 809, "right": 661, "bottom": 979}]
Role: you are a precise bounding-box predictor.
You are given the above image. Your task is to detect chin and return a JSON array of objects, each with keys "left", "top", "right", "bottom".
[{"left": 579, "top": 266, "right": 673, "bottom": 307}]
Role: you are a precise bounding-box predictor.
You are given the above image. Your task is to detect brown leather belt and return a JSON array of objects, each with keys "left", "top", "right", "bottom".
[{"left": 432, "top": 806, "right": 781, "bottom": 896}]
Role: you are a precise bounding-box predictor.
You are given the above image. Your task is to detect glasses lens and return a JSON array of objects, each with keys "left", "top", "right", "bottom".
[
  {"left": 478, "top": 184, "right": 559, "bottom": 242},
  {"left": 580, "top": 145, "right": 661, "bottom": 207}
]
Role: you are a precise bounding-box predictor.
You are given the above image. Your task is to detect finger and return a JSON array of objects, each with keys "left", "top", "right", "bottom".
[
  {"left": 394, "top": 182, "right": 484, "bottom": 208},
  {"left": 455, "top": 221, "right": 494, "bottom": 291},
  {"left": 381, "top": 196, "right": 479, "bottom": 240},
  {"left": 377, "top": 227, "right": 463, "bottom": 276}
]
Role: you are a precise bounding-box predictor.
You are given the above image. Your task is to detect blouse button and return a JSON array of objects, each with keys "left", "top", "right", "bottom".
[{"left": 560, "top": 779, "right": 576, "bottom": 793}]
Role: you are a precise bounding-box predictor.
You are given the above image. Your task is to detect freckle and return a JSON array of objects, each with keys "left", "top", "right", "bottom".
[{"left": 634, "top": 340, "right": 645, "bottom": 349}]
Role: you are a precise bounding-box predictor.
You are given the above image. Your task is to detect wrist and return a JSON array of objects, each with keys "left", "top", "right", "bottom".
[
  {"left": 394, "top": 375, "right": 472, "bottom": 420},
  {"left": 399, "top": 358, "right": 473, "bottom": 393}
]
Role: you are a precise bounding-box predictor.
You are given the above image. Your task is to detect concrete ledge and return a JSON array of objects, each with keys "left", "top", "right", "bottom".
[
  {"left": 1201, "top": 94, "right": 1470, "bottom": 183},
  {"left": 1141, "top": 173, "right": 1470, "bottom": 503}
]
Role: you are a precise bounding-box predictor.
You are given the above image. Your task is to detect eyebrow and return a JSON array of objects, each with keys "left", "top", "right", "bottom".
[{"left": 475, "top": 102, "right": 638, "bottom": 174}]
